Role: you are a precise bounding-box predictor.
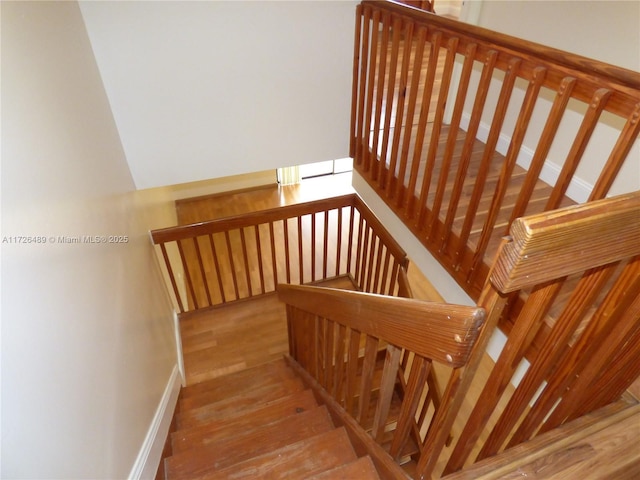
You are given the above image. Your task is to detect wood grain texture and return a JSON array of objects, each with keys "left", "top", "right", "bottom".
[
  {"left": 278, "top": 284, "right": 485, "bottom": 368},
  {"left": 491, "top": 191, "right": 640, "bottom": 293},
  {"left": 166, "top": 406, "right": 335, "bottom": 478},
  {"left": 202, "top": 427, "right": 359, "bottom": 480}
]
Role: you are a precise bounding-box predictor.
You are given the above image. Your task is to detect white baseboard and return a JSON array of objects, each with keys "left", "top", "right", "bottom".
[
  {"left": 128, "top": 365, "right": 182, "bottom": 480},
  {"left": 461, "top": 112, "right": 593, "bottom": 204}
]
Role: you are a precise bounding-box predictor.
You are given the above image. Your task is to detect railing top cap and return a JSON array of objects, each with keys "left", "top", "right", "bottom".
[{"left": 363, "top": 0, "right": 640, "bottom": 92}]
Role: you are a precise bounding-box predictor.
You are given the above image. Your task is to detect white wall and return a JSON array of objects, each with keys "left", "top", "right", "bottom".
[
  {"left": 474, "top": 0, "right": 639, "bottom": 72},
  {"left": 79, "top": 1, "right": 357, "bottom": 190},
  {"left": 2, "top": 2, "right": 179, "bottom": 478},
  {"left": 460, "top": 0, "right": 640, "bottom": 199}
]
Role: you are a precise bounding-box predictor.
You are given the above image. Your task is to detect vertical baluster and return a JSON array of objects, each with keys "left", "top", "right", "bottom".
[
  {"left": 589, "top": 102, "right": 640, "bottom": 200},
  {"left": 160, "top": 243, "right": 185, "bottom": 313},
  {"left": 336, "top": 207, "right": 343, "bottom": 277},
  {"left": 448, "top": 278, "right": 564, "bottom": 469},
  {"left": 466, "top": 66, "right": 547, "bottom": 286},
  {"left": 426, "top": 43, "right": 478, "bottom": 238},
  {"left": 345, "top": 328, "right": 362, "bottom": 415},
  {"left": 371, "top": 12, "right": 391, "bottom": 182},
  {"left": 407, "top": 32, "right": 442, "bottom": 217},
  {"left": 355, "top": 6, "right": 372, "bottom": 165},
  {"left": 363, "top": 10, "right": 381, "bottom": 172},
  {"left": 377, "top": 16, "right": 403, "bottom": 186},
  {"left": 333, "top": 323, "right": 348, "bottom": 400},
  {"left": 296, "top": 216, "right": 304, "bottom": 284},
  {"left": 254, "top": 225, "right": 265, "bottom": 295},
  {"left": 441, "top": 50, "right": 497, "bottom": 251},
  {"left": 538, "top": 260, "right": 640, "bottom": 434},
  {"left": 224, "top": 230, "right": 240, "bottom": 300},
  {"left": 372, "top": 238, "right": 385, "bottom": 293},
  {"left": 372, "top": 345, "right": 402, "bottom": 443},
  {"left": 208, "top": 234, "right": 226, "bottom": 304},
  {"left": 480, "top": 264, "right": 618, "bottom": 459},
  {"left": 546, "top": 88, "right": 612, "bottom": 209},
  {"left": 354, "top": 214, "right": 365, "bottom": 284},
  {"left": 364, "top": 234, "right": 377, "bottom": 292},
  {"left": 385, "top": 21, "right": 415, "bottom": 196},
  {"left": 323, "top": 318, "right": 335, "bottom": 391},
  {"left": 268, "top": 221, "right": 278, "bottom": 289},
  {"left": 311, "top": 213, "right": 317, "bottom": 282},
  {"left": 396, "top": 26, "right": 428, "bottom": 207},
  {"left": 314, "top": 314, "right": 324, "bottom": 386},
  {"left": 357, "top": 335, "right": 380, "bottom": 425},
  {"left": 416, "top": 36, "right": 459, "bottom": 228},
  {"left": 283, "top": 219, "right": 291, "bottom": 284},
  {"left": 389, "top": 355, "right": 430, "bottom": 458},
  {"left": 360, "top": 223, "right": 372, "bottom": 289},
  {"left": 192, "top": 236, "right": 212, "bottom": 306},
  {"left": 350, "top": 4, "right": 364, "bottom": 158},
  {"left": 388, "top": 260, "right": 400, "bottom": 296},
  {"left": 419, "top": 365, "right": 443, "bottom": 433},
  {"left": 239, "top": 227, "right": 252, "bottom": 298},
  {"left": 507, "top": 76, "right": 577, "bottom": 227},
  {"left": 323, "top": 210, "right": 329, "bottom": 279},
  {"left": 347, "top": 206, "right": 356, "bottom": 275},
  {"left": 379, "top": 249, "right": 392, "bottom": 296},
  {"left": 177, "top": 238, "right": 199, "bottom": 310},
  {"left": 573, "top": 317, "right": 640, "bottom": 416},
  {"left": 453, "top": 57, "right": 522, "bottom": 268}
]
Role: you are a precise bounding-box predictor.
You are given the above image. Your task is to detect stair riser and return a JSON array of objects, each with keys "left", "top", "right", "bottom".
[
  {"left": 167, "top": 406, "right": 335, "bottom": 478},
  {"left": 172, "top": 389, "right": 318, "bottom": 453}
]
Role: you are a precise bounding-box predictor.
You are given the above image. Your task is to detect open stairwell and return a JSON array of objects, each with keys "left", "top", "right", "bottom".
[
  {"left": 164, "top": 358, "right": 383, "bottom": 480},
  {"left": 153, "top": 179, "right": 640, "bottom": 479}
]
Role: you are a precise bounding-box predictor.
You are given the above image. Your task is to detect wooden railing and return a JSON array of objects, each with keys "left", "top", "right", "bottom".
[
  {"left": 279, "top": 283, "right": 486, "bottom": 480},
  {"left": 150, "top": 194, "right": 408, "bottom": 313},
  {"left": 350, "top": 0, "right": 640, "bottom": 304},
  {"left": 279, "top": 190, "right": 640, "bottom": 479},
  {"left": 442, "top": 190, "right": 640, "bottom": 477}
]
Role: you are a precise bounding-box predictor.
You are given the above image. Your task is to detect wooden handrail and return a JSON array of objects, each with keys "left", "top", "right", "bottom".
[
  {"left": 491, "top": 191, "right": 640, "bottom": 292},
  {"left": 151, "top": 194, "right": 356, "bottom": 244},
  {"left": 278, "top": 284, "right": 484, "bottom": 367}
]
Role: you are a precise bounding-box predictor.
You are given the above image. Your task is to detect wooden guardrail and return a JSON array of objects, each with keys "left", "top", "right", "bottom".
[
  {"left": 350, "top": 0, "right": 640, "bottom": 304},
  {"left": 150, "top": 194, "right": 408, "bottom": 313}
]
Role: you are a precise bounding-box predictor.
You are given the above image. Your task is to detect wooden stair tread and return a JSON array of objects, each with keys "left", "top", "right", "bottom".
[
  {"left": 176, "top": 376, "right": 305, "bottom": 429},
  {"left": 166, "top": 405, "right": 335, "bottom": 478},
  {"left": 172, "top": 389, "right": 318, "bottom": 453},
  {"left": 197, "top": 427, "right": 359, "bottom": 480},
  {"left": 306, "top": 456, "right": 381, "bottom": 479},
  {"left": 179, "top": 358, "right": 295, "bottom": 403}
]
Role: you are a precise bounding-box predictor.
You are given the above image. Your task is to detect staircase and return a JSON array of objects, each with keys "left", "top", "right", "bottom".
[{"left": 164, "top": 358, "right": 383, "bottom": 479}]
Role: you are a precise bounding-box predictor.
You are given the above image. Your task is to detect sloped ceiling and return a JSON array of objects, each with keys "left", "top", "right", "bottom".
[{"left": 80, "top": 1, "right": 357, "bottom": 189}]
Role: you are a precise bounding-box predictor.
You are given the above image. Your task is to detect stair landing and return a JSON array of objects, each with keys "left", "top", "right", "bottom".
[{"left": 179, "top": 276, "right": 357, "bottom": 386}]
